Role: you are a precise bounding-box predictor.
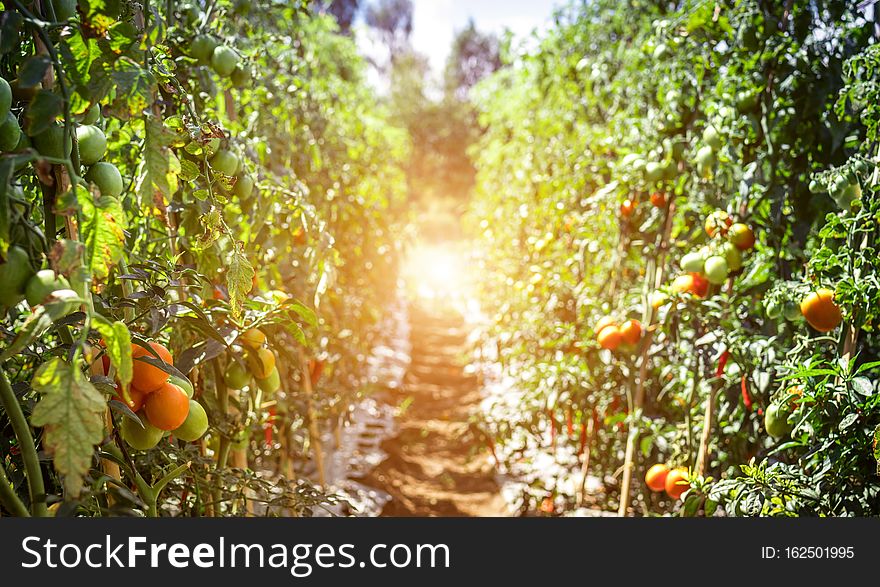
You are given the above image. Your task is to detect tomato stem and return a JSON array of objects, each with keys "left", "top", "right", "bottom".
[{"left": 0, "top": 370, "right": 48, "bottom": 516}]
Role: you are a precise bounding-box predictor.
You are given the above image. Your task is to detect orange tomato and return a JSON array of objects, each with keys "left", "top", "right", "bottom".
[
  {"left": 144, "top": 381, "right": 190, "bottom": 431},
  {"left": 597, "top": 325, "right": 623, "bottom": 350},
  {"left": 664, "top": 467, "right": 690, "bottom": 500},
  {"left": 620, "top": 199, "right": 636, "bottom": 218},
  {"left": 649, "top": 192, "right": 667, "bottom": 207},
  {"left": 594, "top": 316, "right": 617, "bottom": 336},
  {"left": 800, "top": 288, "right": 842, "bottom": 332},
  {"left": 649, "top": 291, "right": 670, "bottom": 309},
  {"left": 619, "top": 319, "right": 642, "bottom": 345},
  {"left": 114, "top": 384, "right": 151, "bottom": 412},
  {"left": 248, "top": 347, "right": 276, "bottom": 379},
  {"left": 240, "top": 328, "right": 266, "bottom": 349},
  {"left": 728, "top": 223, "right": 755, "bottom": 250},
  {"left": 671, "top": 273, "right": 708, "bottom": 298},
  {"left": 704, "top": 210, "right": 732, "bottom": 237},
  {"left": 645, "top": 463, "right": 669, "bottom": 492},
  {"left": 131, "top": 342, "right": 173, "bottom": 393}
]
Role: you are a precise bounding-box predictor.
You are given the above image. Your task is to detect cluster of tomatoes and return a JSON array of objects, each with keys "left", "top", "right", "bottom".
[
  {"left": 594, "top": 316, "right": 643, "bottom": 352},
  {"left": 618, "top": 190, "right": 669, "bottom": 219},
  {"left": 223, "top": 328, "right": 282, "bottom": 394},
  {"left": 679, "top": 210, "right": 755, "bottom": 288},
  {"left": 644, "top": 463, "right": 690, "bottom": 501},
  {"left": 110, "top": 342, "right": 208, "bottom": 450}
]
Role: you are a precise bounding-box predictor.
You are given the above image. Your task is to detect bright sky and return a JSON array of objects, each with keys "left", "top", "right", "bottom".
[
  {"left": 409, "top": 0, "right": 561, "bottom": 72},
  {"left": 355, "top": 0, "right": 563, "bottom": 87}
]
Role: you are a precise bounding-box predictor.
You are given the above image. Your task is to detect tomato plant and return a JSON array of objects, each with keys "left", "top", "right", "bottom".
[
  {"left": 466, "top": 0, "right": 880, "bottom": 517},
  {"left": 0, "top": 1, "right": 405, "bottom": 517}
]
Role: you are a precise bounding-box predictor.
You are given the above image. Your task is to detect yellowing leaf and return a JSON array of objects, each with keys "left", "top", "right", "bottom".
[
  {"left": 227, "top": 246, "right": 254, "bottom": 318},
  {"left": 136, "top": 114, "right": 181, "bottom": 209},
  {"left": 30, "top": 358, "right": 106, "bottom": 498},
  {"left": 78, "top": 187, "right": 127, "bottom": 280},
  {"left": 93, "top": 316, "right": 133, "bottom": 392}
]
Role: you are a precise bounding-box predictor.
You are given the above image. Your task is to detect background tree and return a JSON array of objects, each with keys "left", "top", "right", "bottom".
[
  {"left": 364, "top": 0, "right": 414, "bottom": 69},
  {"left": 323, "top": 0, "right": 361, "bottom": 35},
  {"left": 444, "top": 19, "right": 502, "bottom": 101}
]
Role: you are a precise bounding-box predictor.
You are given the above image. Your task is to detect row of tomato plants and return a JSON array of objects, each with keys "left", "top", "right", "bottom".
[
  {"left": 0, "top": 1, "right": 407, "bottom": 516},
  {"left": 468, "top": 0, "right": 880, "bottom": 516}
]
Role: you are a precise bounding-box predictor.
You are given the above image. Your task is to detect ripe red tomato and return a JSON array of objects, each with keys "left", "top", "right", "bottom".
[{"left": 649, "top": 192, "right": 667, "bottom": 207}]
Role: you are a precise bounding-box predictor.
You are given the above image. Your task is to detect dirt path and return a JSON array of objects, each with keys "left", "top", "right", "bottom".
[{"left": 358, "top": 302, "right": 508, "bottom": 516}]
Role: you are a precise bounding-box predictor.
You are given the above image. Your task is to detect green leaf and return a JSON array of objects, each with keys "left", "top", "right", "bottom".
[
  {"left": 30, "top": 358, "right": 106, "bottom": 498},
  {"left": 839, "top": 412, "right": 859, "bottom": 431},
  {"left": 106, "top": 57, "right": 154, "bottom": 119},
  {"left": 0, "top": 306, "right": 54, "bottom": 362},
  {"left": 78, "top": 187, "right": 127, "bottom": 279},
  {"left": 287, "top": 300, "right": 318, "bottom": 328},
  {"left": 24, "top": 90, "right": 64, "bottom": 136},
  {"left": 17, "top": 55, "right": 52, "bottom": 88},
  {"left": 136, "top": 114, "right": 181, "bottom": 207},
  {"left": 92, "top": 316, "right": 132, "bottom": 392},
  {"left": 0, "top": 11, "right": 23, "bottom": 55},
  {"left": 178, "top": 158, "right": 200, "bottom": 182},
  {"left": 851, "top": 376, "right": 874, "bottom": 396},
  {"left": 873, "top": 424, "right": 880, "bottom": 476},
  {"left": 227, "top": 246, "right": 254, "bottom": 318},
  {"left": 0, "top": 158, "right": 13, "bottom": 252},
  {"left": 284, "top": 321, "right": 307, "bottom": 346}
]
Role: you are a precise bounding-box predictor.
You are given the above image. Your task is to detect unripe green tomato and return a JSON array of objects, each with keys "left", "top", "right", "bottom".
[
  {"left": 695, "top": 145, "right": 715, "bottom": 171},
  {"left": 121, "top": 416, "right": 164, "bottom": 450},
  {"left": 234, "top": 174, "right": 255, "bottom": 200},
  {"left": 181, "top": 3, "right": 201, "bottom": 24},
  {"left": 783, "top": 301, "right": 803, "bottom": 322},
  {"left": 765, "top": 299, "right": 782, "bottom": 320},
  {"left": 168, "top": 374, "right": 194, "bottom": 398},
  {"left": 211, "top": 149, "right": 240, "bottom": 176},
  {"left": 0, "top": 246, "right": 34, "bottom": 307},
  {"left": 835, "top": 182, "right": 861, "bottom": 209},
  {"left": 808, "top": 179, "right": 822, "bottom": 194},
  {"left": 257, "top": 366, "right": 281, "bottom": 393},
  {"left": 14, "top": 129, "right": 30, "bottom": 151},
  {"left": 702, "top": 126, "right": 722, "bottom": 150},
  {"left": 721, "top": 242, "right": 743, "bottom": 271},
  {"left": 190, "top": 35, "right": 219, "bottom": 65},
  {"left": 75, "top": 124, "right": 107, "bottom": 165},
  {"left": 735, "top": 90, "right": 758, "bottom": 113},
  {"left": 0, "top": 111, "right": 21, "bottom": 151},
  {"left": 172, "top": 400, "right": 209, "bottom": 442},
  {"left": 25, "top": 269, "right": 70, "bottom": 306},
  {"left": 33, "top": 123, "right": 72, "bottom": 159},
  {"left": 230, "top": 66, "right": 250, "bottom": 87},
  {"left": 764, "top": 402, "right": 793, "bottom": 439},
  {"left": 681, "top": 251, "right": 705, "bottom": 273},
  {"left": 43, "top": 288, "right": 80, "bottom": 320},
  {"left": 224, "top": 359, "right": 250, "bottom": 390},
  {"left": 0, "top": 78, "right": 11, "bottom": 121},
  {"left": 644, "top": 160, "right": 663, "bottom": 182},
  {"left": 80, "top": 103, "right": 101, "bottom": 125},
  {"left": 703, "top": 255, "right": 729, "bottom": 285},
  {"left": 829, "top": 175, "right": 848, "bottom": 198},
  {"left": 85, "top": 162, "right": 123, "bottom": 196},
  {"left": 211, "top": 45, "right": 239, "bottom": 77},
  {"left": 653, "top": 43, "right": 669, "bottom": 60}
]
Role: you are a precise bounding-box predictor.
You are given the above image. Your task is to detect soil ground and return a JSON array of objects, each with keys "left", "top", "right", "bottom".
[{"left": 357, "top": 301, "right": 508, "bottom": 517}]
